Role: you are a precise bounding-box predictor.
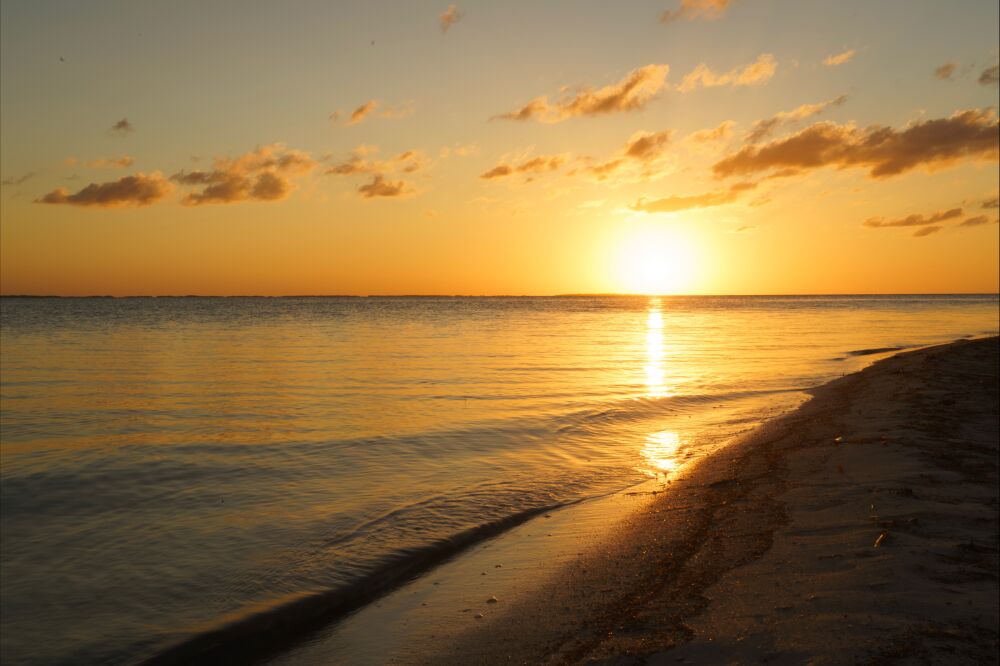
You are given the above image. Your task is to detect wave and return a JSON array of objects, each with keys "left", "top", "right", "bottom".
[{"left": 136, "top": 502, "right": 574, "bottom": 666}]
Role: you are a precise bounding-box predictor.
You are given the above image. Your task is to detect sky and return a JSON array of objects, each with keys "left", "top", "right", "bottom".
[{"left": 1, "top": 0, "right": 998, "bottom": 296}]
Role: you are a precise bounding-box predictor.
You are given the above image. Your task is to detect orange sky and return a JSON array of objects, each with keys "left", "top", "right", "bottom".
[{"left": 1, "top": 0, "right": 998, "bottom": 295}]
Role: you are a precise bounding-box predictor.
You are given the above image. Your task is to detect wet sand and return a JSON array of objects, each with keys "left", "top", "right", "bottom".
[{"left": 420, "top": 336, "right": 999, "bottom": 664}]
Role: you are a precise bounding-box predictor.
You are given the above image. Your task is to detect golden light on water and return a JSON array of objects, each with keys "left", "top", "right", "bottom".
[
  {"left": 644, "top": 298, "right": 672, "bottom": 398},
  {"left": 640, "top": 430, "right": 682, "bottom": 477}
]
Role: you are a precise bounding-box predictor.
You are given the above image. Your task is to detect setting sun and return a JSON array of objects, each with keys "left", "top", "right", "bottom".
[{"left": 615, "top": 226, "right": 698, "bottom": 295}]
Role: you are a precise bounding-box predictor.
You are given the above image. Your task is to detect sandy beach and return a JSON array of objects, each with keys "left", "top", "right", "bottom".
[{"left": 414, "top": 336, "right": 999, "bottom": 665}]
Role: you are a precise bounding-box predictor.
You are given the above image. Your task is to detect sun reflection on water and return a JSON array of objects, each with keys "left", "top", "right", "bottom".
[
  {"left": 644, "top": 298, "right": 672, "bottom": 398},
  {"left": 640, "top": 430, "right": 682, "bottom": 478}
]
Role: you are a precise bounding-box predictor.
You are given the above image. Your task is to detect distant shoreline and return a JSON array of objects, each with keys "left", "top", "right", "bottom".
[{"left": 3, "top": 293, "right": 998, "bottom": 299}]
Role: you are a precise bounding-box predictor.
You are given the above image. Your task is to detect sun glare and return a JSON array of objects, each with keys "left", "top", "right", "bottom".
[{"left": 616, "top": 227, "right": 698, "bottom": 295}]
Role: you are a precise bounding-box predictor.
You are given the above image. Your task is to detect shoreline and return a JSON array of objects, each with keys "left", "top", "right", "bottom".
[
  {"left": 402, "top": 336, "right": 999, "bottom": 664},
  {"left": 49, "top": 336, "right": 997, "bottom": 665}
]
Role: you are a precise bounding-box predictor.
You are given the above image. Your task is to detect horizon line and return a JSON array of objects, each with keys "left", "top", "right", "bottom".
[{"left": 2, "top": 292, "right": 998, "bottom": 299}]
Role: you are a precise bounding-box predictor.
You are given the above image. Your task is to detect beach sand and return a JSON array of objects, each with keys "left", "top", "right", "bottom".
[{"left": 419, "top": 336, "right": 999, "bottom": 665}]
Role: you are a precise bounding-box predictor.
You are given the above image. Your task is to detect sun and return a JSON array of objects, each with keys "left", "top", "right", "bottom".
[{"left": 615, "top": 226, "right": 698, "bottom": 295}]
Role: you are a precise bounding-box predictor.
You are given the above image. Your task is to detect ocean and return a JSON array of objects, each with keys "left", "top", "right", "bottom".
[{"left": 1, "top": 294, "right": 997, "bottom": 665}]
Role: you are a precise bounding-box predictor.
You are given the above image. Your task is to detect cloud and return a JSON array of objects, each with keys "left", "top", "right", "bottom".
[
  {"left": 823, "top": 49, "right": 856, "bottom": 67},
  {"left": 912, "top": 226, "right": 942, "bottom": 237},
  {"left": 713, "top": 108, "right": 999, "bottom": 179},
  {"left": 439, "top": 143, "right": 479, "bottom": 158},
  {"left": 687, "top": 120, "right": 734, "bottom": 143},
  {"left": 35, "top": 172, "right": 171, "bottom": 207},
  {"left": 982, "top": 196, "right": 999, "bottom": 209},
  {"left": 1, "top": 172, "right": 34, "bottom": 186},
  {"left": 934, "top": 63, "right": 958, "bottom": 80},
  {"left": 347, "top": 100, "right": 379, "bottom": 126},
  {"left": 109, "top": 118, "right": 133, "bottom": 136},
  {"left": 630, "top": 181, "right": 756, "bottom": 213},
  {"left": 979, "top": 65, "right": 999, "bottom": 87},
  {"left": 440, "top": 5, "right": 463, "bottom": 32},
  {"left": 358, "top": 174, "right": 410, "bottom": 198},
  {"left": 863, "top": 207, "right": 963, "bottom": 228},
  {"left": 480, "top": 155, "right": 566, "bottom": 179},
  {"left": 171, "top": 144, "right": 316, "bottom": 205},
  {"left": 496, "top": 64, "right": 669, "bottom": 123},
  {"left": 84, "top": 156, "right": 135, "bottom": 169},
  {"left": 677, "top": 53, "right": 776, "bottom": 93},
  {"left": 325, "top": 146, "right": 427, "bottom": 176},
  {"left": 960, "top": 215, "right": 992, "bottom": 227},
  {"left": 731, "top": 224, "right": 756, "bottom": 232},
  {"left": 583, "top": 129, "right": 674, "bottom": 181},
  {"left": 660, "top": 0, "right": 732, "bottom": 24},
  {"left": 745, "top": 95, "right": 847, "bottom": 144}
]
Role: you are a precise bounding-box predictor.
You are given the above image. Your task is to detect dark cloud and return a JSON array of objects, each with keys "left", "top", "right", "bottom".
[
  {"left": 912, "top": 226, "right": 942, "bottom": 237},
  {"left": 982, "top": 196, "right": 999, "bottom": 209},
  {"left": 109, "top": 118, "right": 133, "bottom": 136},
  {"left": 660, "top": 0, "right": 732, "bottom": 24},
  {"left": 979, "top": 65, "right": 999, "bottom": 87},
  {"left": 863, "top": 207, "right": 963, "bottom": 228},
  {"left": 480, "top": 155, "right": 566, "bottom": 180},
  {"left": 440, "top": 5, "right": 463, "bottom": 32},
  {"left": 358, "top": 175, "right": 410, "bottom": 198},
  {"left": 35, "top": 172, "right": 171, "bottom": 207},
  {"left": 630, "top": 181, "right": 756, "bottom": 213},
  {"left": 934, "top": 63, "right": 957, "bottom": 80},
  {"left": 496, "top": 64, "right": 669, "bottom": 123},
  {"left": 171, "top": 145, "right": 316, "bottom": 205},
  {"left": 745, "top": 95, "right": 847, "bottom": 143},
  {"left": 1, "top": 172, "right": 34, "bottom": 186},
  {"left": 959, "top": 215, "right": 991, "bottom": 227},
  {"left": 713, "top": 109, "right": 999, "bottom": 179}
]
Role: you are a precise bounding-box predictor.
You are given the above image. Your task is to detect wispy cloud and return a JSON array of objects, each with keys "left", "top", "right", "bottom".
[
  {"left": 979, "top": 65, "right": 999, "bottom": 87},
  {"left": 713, "top": 108, "right": 999, "bottom": 179},
  {"left": 348, "top": 100, "right": 379, "bottom": 126},
  {"left": 660, "top": 0, "right": 732, "bottom": 24},
  {"left": 325, "top": 146, "right": 427, "bottom": 176},
  {"left": 687, "top": 120, "right": 734, "bottom": 143},
  {"left": 863, "top": 207, "right": 963, "bottom": 228},
  {"left": 934, "top": 62, "right": 957, "bottom": 80},
  {"left": 823, "top": 49, "right": 856, "bottom": 67},
  {"left": 496, "top": 64, "right": 669, "bottom": 123},
  {"left": 630, "top": 181, "right": 757, "bottom": 213},
  {"left": 912, "top": 226, "right": 942, "bottom": 237},
  {"left": 170, "top": 144, "right": 316, "bottom": 205},
  {"left": 109, "top": 118, "right": 133, "bottom": 136},
  {"left": 480, "top": 155, "right": 567, "bottom": 180},
  {"left": 358, "top": 174, "right": 411, "bottom": 198},
  {"left": 959, "top": 215, "right": 993, "bottom": 227},
  {"left": 1, "top": 172, "right": 34, "bottom": 186},
  {"left": 982, "top": 196, "right": 999, "bottom": 209},
  {"left": 440, "top": 5, "right": 463, "bottom": 33},
  {"left": 36, "top": 172, "right": 171, "bottom": 207},
  {"left": 677, "top": 53, "right": 776, "bottom": 93},
  {"left": 745, "top": 95, "right": 847, "bottom": 143},
  {"left": 83, "top": 156, "right": 135, "bottom": 169},
  {"left": 582, "top": 129, "right": 674, "bottom": 181}
]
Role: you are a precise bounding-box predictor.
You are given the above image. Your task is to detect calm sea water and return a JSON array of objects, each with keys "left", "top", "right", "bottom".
[{"left": 1, "top": 295, "right": 997, "bottom": 665}]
